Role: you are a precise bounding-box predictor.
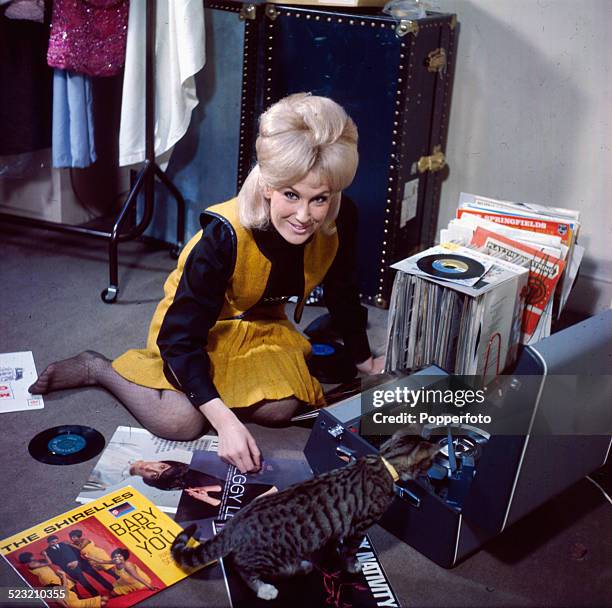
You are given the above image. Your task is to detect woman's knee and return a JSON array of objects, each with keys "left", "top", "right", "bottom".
[
  {"left": 152, "top": 415, "right": 209, "bottom": 441},
  {"left": 247, "top": 398, "right": 302, "bottom": 427},
  {"left": 150, "top": 392, "right": 211, "bottom": 440}
]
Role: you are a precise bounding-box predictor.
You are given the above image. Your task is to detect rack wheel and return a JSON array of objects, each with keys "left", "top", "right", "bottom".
[{"left": 101, "top": 286, "right": 118, "bottom": 303}]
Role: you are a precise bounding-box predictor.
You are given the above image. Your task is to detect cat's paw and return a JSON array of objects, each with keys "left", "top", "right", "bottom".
[
  {"left": 257, "top": 583, "right": 279, "bottom": 601},
  {"left": 299, "top": 560, "right": 313, "bottom": 574},
  {"left": 343, "top": 558, "right": 363, "bottom": 574}
]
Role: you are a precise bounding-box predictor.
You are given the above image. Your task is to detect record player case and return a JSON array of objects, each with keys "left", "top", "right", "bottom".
[{"left": 304, "top": 312, "right": 612, "bottom": 567}]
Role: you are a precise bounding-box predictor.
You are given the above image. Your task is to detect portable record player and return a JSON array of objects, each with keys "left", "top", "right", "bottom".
[{"left": 304, "top": 311, "right": 612, "bottom": 567}]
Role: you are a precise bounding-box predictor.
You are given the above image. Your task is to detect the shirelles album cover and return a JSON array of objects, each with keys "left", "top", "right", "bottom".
[{"left": 0, "top": 486, "right": 208, "bottom": 608}]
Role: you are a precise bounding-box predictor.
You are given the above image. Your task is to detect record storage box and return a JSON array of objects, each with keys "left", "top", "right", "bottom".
[{"left": 204, "top": 0, "right": 457, "bottom": 307}]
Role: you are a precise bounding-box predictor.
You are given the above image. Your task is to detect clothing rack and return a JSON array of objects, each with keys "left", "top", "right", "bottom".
[{"left": 0, "top": 0, "right": 185, "bottom": 304}]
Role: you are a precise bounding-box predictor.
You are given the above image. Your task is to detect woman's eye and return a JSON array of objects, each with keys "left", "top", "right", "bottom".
[
  {"left": 313, "top": 196, "right": 328, "bottom": 205},
  {"left": 284, "top": 191, "right": 298, "bottom": 200}
]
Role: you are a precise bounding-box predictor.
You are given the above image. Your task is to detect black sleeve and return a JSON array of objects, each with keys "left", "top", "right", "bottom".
[
  {"left": 55, "top": 544, "right": 79, "bottom": 566},
  {"left": 45, "top": 549, "right": 60, "bottom": 568},
  {"left": 323, "top": 196, "right": 371, "bottom": 364},
  {"left": 157, "top": 216, "right": 235, "bottom": 408}
]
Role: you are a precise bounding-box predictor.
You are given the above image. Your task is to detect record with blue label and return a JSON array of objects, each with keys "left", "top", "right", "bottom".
[
  {"left": 416, "top": 253, "right": 486, "bottom": 280},
  {"left": 307, "top": 341, "right": 357, "bottom": 384},
  {"left": 28, "top": 425, "right": 105, "bottom": 465}
]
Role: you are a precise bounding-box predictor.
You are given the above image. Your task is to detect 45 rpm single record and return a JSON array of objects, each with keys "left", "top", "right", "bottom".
[
  {"left": 416, "top": 253, "right": 486, "bottom": 280},
  {"left": 307, "top": 341, "right": 357, "bottom": 384},
  {"left": 28, "top": 425, "right": 105, "bottom": 465}
]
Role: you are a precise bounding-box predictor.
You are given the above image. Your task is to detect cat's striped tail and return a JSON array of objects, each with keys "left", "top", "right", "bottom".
[{"left": 171, "top": 523, "right": 233, "bottom": 568}]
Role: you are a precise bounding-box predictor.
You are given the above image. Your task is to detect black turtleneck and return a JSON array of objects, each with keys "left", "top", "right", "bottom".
[
  {"left": 252, "top": 224, "right": 306, "bottom": 304},
  {"left": 157, "top": 197, "right": 371, "bottom": 407}
]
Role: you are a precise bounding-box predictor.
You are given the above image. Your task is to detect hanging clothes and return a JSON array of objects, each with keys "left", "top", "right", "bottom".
[
  {"left": 47, "top": 0, "right": 129, "bottom": 78},
  {"left": 0, "top": 5, "right": 52, "bottom": 155},
  {"left": 118, "top": 0, "right": 206, "bottom": 167},
  {"left": 52, "top": 69, "right": 96, "bottom": 168}
]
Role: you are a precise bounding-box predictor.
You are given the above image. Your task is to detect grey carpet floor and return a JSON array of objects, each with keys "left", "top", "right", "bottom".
[{"left": 1, "top": 224, "right": 610, "bottom": 607}]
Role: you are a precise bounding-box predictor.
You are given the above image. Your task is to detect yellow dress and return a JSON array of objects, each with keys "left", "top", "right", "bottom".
[
  {"left": 29, "top": 567, "right": 97, "bottom": 608},
  {"left": 112, "top": 564, "right": 151, "bottom": 595},
  {"left": 63, "top": 589, "right": 101, "bottom": 608},
  {"left": 30, "top": 565, "right": 61, "bottom": 586},
  {"left": 80, "top": 542, "right": 114, "bottom": 571},
  {"left": 113, "top": 198, "right": 337, "bottom": 408}
]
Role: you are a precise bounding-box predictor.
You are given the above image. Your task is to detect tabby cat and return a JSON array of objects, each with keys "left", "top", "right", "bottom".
[{"left": 171, "top": 427, "right": 438, "bottom": 601}]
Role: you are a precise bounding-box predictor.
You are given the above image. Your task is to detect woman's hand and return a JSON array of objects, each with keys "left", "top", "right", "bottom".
[
  {"left": 355, "top": 355, "right": 386, "bottom": 375},
  {"left": 185, "top": 486, "right": 223, "bottom": 506},
  {"left": 199, "top": 398, "right": 262, "bottom": 474}
]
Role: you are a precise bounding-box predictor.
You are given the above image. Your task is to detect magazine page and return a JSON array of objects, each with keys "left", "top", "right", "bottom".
[
  {"left": 0, "top": 486, "right": 207, "bottom": 608},
  {"left": 175, "top": 451, "right": 312, "bottom": 542},
  {"left": 77, "top": 427, "right": 219, "bottom": 513},
  {"left": 217, "top": 526, "right": 401, "bottom": 608},
  {"left": 0, "top": 351, "right": 44, "bottom": 414}
]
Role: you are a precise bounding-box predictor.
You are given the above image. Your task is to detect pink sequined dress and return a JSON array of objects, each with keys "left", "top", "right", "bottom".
[{"left": 47, "top": 0, "right": 129, "bottom": 77}]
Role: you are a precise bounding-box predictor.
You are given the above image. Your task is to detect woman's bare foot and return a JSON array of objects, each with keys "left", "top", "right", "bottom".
[{"left": 29, "top": 351, "right": 109, "bottom": 394}]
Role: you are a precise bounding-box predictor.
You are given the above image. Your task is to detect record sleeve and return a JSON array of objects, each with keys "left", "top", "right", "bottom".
[{"left": 0, "top": 487, "right": 208, "bottom": 608}]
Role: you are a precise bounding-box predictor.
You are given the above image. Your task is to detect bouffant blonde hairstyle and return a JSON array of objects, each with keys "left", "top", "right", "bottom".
[{"left": 238, "top": 93, "right": 359, "bottom": 234}]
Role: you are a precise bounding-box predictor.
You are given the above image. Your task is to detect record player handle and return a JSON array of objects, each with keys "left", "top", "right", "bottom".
[
  {"left": 395, "top": 485, "right": 421, "bottom": 508},
  {"left": 335, "top": 445, "right": 357, "bottom": 463}
]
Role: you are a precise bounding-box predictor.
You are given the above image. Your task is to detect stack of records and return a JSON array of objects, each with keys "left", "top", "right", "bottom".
[
  {"left": 386, "top": 192, "right": 583, "bottom": 380},
  {"left": 443, "top": 192, "right": 582, "bottom": 343},
  {"left": 385, "top": 244, "right": 529, "bottom": 381}
]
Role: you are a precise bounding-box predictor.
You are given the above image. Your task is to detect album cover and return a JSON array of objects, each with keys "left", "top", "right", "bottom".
[
  {"left": 457, "top": 192, "right": 579, "bottom": 247},
  {"left": 218, "top": 527, "right": 401, "bottom": 608},
  {"left": 0, "top": 351, "right": 43, "bottom": 414},
  {"left": 175, "top": 450, "right": 312, "bottom": 541},
  {"left": 458, "top": 191, "right": 580, "bottom": 221},
  {"left": 0, "top": 486, "right": 208, "bottom": 608},
  {"left": 76, "top": 426, "right": 219, "bottom": 513},
  {"left": 457, "top": 191, "right": 583, "bottom": 315},
  {"left": 470, "top": 226, "right": 566, "bottom": 342}
]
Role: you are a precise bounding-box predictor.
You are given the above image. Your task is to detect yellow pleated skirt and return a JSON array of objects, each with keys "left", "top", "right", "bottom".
[{"left": 112, "top": 306, "right": 325, "bottom": 409}]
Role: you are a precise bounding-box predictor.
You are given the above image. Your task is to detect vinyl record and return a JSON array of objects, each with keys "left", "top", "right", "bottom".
[
  {"left": 416, "top": 253, "right": 486, "bottom": 280},
  {"left": 307, "top": 341, "right": 357, "bottom": 385},
  {"left": 28, "top": 425, "right": 105, "bottom": 465}
]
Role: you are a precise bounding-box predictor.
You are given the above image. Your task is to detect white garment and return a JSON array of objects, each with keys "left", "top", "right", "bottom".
[{"left": 119, "top": 0, "right": 206, "bottom": 167}]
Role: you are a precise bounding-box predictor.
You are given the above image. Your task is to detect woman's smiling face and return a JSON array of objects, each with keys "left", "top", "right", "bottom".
[{"left": 265, "top": 171, "right": 332, "bottom": 245}]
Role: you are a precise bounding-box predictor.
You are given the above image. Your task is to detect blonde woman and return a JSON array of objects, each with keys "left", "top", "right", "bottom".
[{"left": 30, "top": 94, "right": 383, "bottom": 474}]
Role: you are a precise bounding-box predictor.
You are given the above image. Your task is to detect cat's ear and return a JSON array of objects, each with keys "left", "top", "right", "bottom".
[
  {"left": 420, "top": 441, "right": 442, "bottom": 458},
  {"left": 414, "top": 441, "right": 441, "bottom": 471}
]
